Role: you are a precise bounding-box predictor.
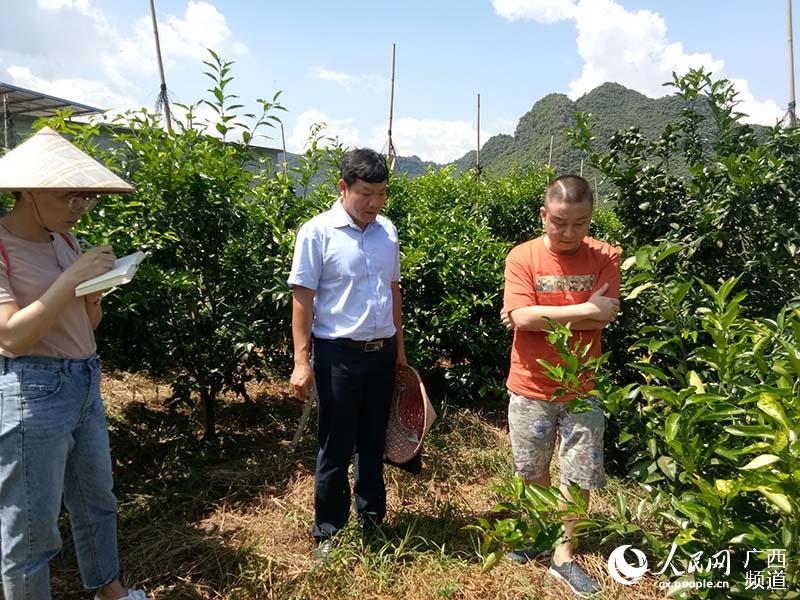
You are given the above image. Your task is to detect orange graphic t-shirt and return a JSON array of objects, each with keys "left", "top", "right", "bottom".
[{"left": 503, "top": 236, "right": 621, "bottom": 400}]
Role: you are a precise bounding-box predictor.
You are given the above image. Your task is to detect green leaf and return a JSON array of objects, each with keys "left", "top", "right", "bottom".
[
  {"left": 687, "top": 371, "right": 705, "bottom": 393},
  {"left": 716, "top": 275, "right": 741, "bottom": 305},
  {"left": 655, "top": 244, "right": 683, "bottom": 263},
  {"left": 657, "top": 455, "right": 677, "bottom": 479},
  {"left": 665, "top": 413, "right": 680, "bottom": 442},
  {"left": 670, "top": 280, "right": 693, "bottom": 306},
  {"left": 739, "top": 454, "right": 781, "bottom": 470},
  {"left": 626, "top": 282, "right": 655, "bottom": 300},
  {"left": 714, "top": 479, "right": 736, "bottom": 497},
  {"left": 482, "top": 550, "right": 501, "bottom": 572},
  {"left": 672, "top": 528, "right": 697, "bottom": 546},
  {"left": 724, "top": 425, "right": 776, "bottom": 439},
  {"left": 757, "top": 393, "right": 792, "bottom": 430},
  {"left": 632, "top": 363, "right": 670, "bottom": 382},
  {"left": 621, "top": 255, "right": 637, "bottom": 271},
  {"left": 527, "top": 484, "right": 560, "bottom": 508},
  {"left": 782, "top": 525, "right": 794, "bottom": 547},
  {"left": 776, "top": 338, "right": 800, "bottom": 377},
  {"left": 757, "top": 487, "right": 793, "bottom": 513},
  {"left": 615, "top": 491, "right": 628, "bottom": 518},
  {"left": 714, "top": 446, "right": 739, "bottom": 461}
]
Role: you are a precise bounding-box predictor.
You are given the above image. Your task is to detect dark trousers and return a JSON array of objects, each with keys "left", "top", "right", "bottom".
[{"left": 312, "top": 338, "right": 397, "bottom": 540}]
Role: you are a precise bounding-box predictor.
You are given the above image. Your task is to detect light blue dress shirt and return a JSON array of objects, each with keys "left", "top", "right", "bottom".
[{"left": 288, "top": 198, "right": 400, "bottom": 341}]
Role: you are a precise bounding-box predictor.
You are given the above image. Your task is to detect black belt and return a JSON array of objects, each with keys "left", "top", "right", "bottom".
[{"left": 314, "top": 335, "right": 395, "bottom": 352}]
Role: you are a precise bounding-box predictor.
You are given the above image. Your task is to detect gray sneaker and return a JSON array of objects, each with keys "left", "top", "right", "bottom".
[
  {"left": 507, "top": 546, "right": 552, "bottom": 564},
  {"left": 549, "top": 557, "right": 601, "bottom": 597}
]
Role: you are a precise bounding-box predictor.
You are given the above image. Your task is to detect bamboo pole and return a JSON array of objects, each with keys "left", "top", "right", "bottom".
[
  {"left": 2, "top": 94, "right": 8, "bottom": 151},
  {"left": 280, "top": 123, "right": 288, "bottom": 177},
  {"left": 548, "top": 135, "right": 554, "bottom": 167},
  {"left": 789, "top": 0, "right": 797, "bottom": 126},
  {"left": 476, "top": 93, "right": 481, "bottom": 172},
  {"left": 580, "top": 158, "right": 584, "bottom": 177},
  {"left": 387, "top": 43, "right": 397, "bottom": 170},
  {"left": 149, "top": 0, "right": 172, "bottom": 133}
]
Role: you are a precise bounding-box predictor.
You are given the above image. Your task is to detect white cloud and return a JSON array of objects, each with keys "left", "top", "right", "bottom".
[
  {"left": 309, "top": 67, "right": 388, "bottom": 93},
  {"left": 731, "top": 78, "right": 784, "bottom": 125},
  {"left": 36, "top": 0, "right": 114, "bottom": 35},
  {"left": 287, "top": 109, "right": 363, "bottom": 152},
  {"left": 2, "top": 1, "right": 245, "bottom": 115},
  {"left": 369, "top": 118, "right": 492, "bottom": 164},
  {"left": 567, "top": 0, "right": 723, "bottom": 99},
  {"left": 486, "top": 117, "right": 518, "bottom": 136},
  {"left": 492, "top": 0, "right": 577, "bottom": 23},
  {"left": 310, "top": 68, "right": 359, "bottom": 87},
  {"left": 493, "top": 0, "right": 783, "bottom": 125},
  {"left": 6, "top": 65, "right": 137, "bottom": 114},
  {"left": 159, "top": 1, "right": 247, "bottom": 61},
  {"left": 118, "top": 1, "right": 247, "bottom": 74},
  {"left": 287, "top": 109, "right": 488, "bottom": 163}
]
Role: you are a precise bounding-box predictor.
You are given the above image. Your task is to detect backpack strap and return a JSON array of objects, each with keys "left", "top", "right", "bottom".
[
  {"left": 59, "top": 232, "right": 77, "bottom": 253},
  {"left": 0, "top": 240, "right": 9, "bottom": 277},
  {"left": 0, "top": 234, "right": 77, "bottom": 278}
]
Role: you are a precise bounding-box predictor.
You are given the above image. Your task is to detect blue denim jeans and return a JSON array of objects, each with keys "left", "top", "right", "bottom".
[{"left": 0, "top": 355, "right": 119, "bottom": 599}]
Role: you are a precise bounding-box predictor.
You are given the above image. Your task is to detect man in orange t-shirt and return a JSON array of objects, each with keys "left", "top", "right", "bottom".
[{"left": 501, "top": 175, "right": 620, "bottom": 597}]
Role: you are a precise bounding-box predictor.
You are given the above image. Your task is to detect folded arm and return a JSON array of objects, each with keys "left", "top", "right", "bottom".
[{"left": 503, "top": 282, "right": 619, "bottom": 332}]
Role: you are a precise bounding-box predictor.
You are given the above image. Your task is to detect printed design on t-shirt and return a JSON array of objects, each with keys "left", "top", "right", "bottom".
[{"left": 535, "top": 274, "right": 595, "bottom": 292}]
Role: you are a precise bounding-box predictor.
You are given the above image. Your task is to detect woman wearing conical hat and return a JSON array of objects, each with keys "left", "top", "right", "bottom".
[{"left": 0, "top": 128, "right": 148, "bottom": 600}]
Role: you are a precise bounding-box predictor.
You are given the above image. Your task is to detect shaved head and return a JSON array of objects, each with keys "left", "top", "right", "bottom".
[{"left": 545, "top": 175, "right": 593, "bottom": 206}]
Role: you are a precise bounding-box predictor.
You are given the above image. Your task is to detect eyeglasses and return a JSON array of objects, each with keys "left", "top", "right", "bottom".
[{"left": 63, "top": 194, "right": 99, "bottom": 212}]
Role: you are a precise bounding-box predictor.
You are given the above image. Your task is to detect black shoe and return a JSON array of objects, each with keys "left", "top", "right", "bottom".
[
  {"left": 312, "top": 538, "right": 332, "bottom": 562},
  {"left": 549, "top": 556, "right": 601, "bottom": 597}
]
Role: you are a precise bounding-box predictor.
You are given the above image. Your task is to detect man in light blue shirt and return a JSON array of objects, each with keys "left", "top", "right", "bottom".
[{"left": 288, "top": 148, "right": 407, "bottom": 559}]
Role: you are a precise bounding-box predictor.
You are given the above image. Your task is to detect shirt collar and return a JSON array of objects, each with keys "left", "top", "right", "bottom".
[{"left": 329, "top": 197, "right": 367, "bottom": 230}]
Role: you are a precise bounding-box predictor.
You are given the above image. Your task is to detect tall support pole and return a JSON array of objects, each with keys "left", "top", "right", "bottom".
[
  {"left": 580, "top": 158, "right": 584, "bottom": 177},
  {"left": 789, "top": 0, "right": 797, "bottom": 127},
  {"left": 280, "top": 123, "right": 289, "bottom": 177},
  {"left": 476, "top": 93, "right": 481, "bottom": 173},
  {"left": 2, "top": 94, "right": 8, "bottom": 152},
  {"left": 386, "top": 43, "right": 398, "bottom": 171},
  {"left": 149, "top": 0, "right": 173, "bottom": 133}
]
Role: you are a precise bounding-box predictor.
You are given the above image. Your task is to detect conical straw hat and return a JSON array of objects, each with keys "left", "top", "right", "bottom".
[
  {"left": 0, "top": 126, "right": 133, "bottom": 193},
  {"left": 385, "top": 364, "right": 437, "bottom": 464}
]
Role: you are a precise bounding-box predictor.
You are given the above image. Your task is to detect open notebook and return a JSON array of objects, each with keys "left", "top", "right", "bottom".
[{"left": 74, "top": 251, "right": 147, "bottom": 297}]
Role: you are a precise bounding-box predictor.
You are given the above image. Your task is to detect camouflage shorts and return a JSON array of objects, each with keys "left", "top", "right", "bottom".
[{"left": 508, "top": 392, "right": 606, "bottom": 490}]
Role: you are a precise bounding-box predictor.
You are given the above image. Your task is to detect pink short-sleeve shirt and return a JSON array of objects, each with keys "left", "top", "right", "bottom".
[{"left": 0, "top": 225, "right": 96, "bottom": 359}]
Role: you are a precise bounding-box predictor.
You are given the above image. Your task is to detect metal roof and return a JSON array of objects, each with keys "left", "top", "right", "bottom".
[{"left": 0, "top": 82, "right": 102, "bottom": 118}]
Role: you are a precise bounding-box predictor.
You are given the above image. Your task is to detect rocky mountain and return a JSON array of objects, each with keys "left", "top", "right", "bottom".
[{"left": 452, "top": 82, "right": 768, "bottom": 183}]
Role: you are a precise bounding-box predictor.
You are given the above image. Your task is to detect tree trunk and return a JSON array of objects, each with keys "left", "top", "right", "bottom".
[{"left": 201, "top": 387, "right": 216, "bottom": 441}]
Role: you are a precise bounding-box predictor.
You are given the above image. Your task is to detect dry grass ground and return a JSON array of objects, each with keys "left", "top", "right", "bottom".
[{"left": 47, "top": 371, "right": 667, "bottom": 599}]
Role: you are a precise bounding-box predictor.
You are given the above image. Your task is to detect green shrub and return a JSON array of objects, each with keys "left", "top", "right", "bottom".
[
  {"left": 599, "top": 246, "right": 799, "bottom": 593},
  {"left": 571, "top": 69, "right": 800, "bottom": 318},
  {"left": 41, "top": 51, "right": 289, "bottom": 439}
]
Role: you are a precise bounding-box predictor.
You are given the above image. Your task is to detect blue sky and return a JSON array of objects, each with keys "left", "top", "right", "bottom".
[{"left": 0, "top": 1, "right": 792, "bottom": 162}]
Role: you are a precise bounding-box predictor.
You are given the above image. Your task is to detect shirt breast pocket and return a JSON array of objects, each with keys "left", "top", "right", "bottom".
[
  {"left": 365, "top": 229, "right": 398, "bottom": 280},
  {"left": 324, "top": 238, "right": 365, "bottom": 279}
]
